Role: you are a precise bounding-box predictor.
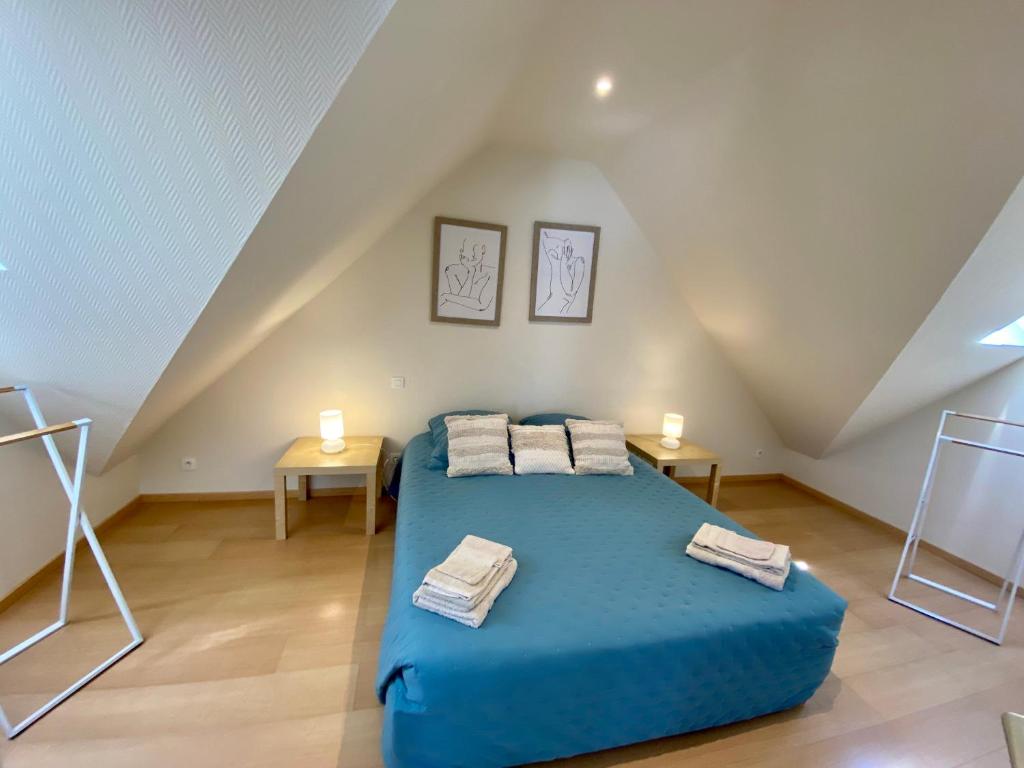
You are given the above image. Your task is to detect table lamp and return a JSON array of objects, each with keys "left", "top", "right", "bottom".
[
  {"left": 320, "top": 409, "right": 346, "bottom": 453},
  {"left": 661, "top": 413, "right": 684, "bottom": 449}
]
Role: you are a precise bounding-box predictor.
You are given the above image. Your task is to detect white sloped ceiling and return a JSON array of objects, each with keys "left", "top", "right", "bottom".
[
  {"left": 493, "top": 0, "right": 1024, "bottom": 457},
  {"left": 107, "top": 0, "right": 548, "bottom": 468},
  {"left": 116, "top": 0, "right": 1024, "bottom": 463},
  {"left": 7, "top": 0, "right": 1022, "bottom": 469},
  {"left": 831, "top": 177, "right": 1024, "bottom": 451},
  {"left": 0, "top": 0, "right": 393, "bottom": 468}
]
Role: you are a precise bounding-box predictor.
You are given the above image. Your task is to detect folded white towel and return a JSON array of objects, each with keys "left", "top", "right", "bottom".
[
  {"left": 690, "top": 523, "right": 789, "bottom": 573},
  {"left": 423, "top": 554, "right": 512, "bottom": 611},
  {"left": 434, "top": 535, "right": 513, "bottom": 586},
  {"left": 686, "top": 523, "right": 791, "bottom": 591},
  {"left": 716, "top": 529, "right": 775, "bottom": 561},
  {"left": 413, "top": 558, "right": 518, "bottom": 628},
  {"left": 686, "top": 543, "right": 789, "bottom": 591}
]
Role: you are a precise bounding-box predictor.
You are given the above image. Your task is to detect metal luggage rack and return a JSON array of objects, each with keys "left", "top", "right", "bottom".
[
  {"left": 0, "top": 385, "right": 143, "bottom": 738},
  {"left": 889, "top": 409, "right": 1024, "bottom": 646}
]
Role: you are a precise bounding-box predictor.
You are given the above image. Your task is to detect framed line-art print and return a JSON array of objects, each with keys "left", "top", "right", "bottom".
[
  {"left": 529, "top": 221, "right": 601, "bottom": 323},
  {"left": 431, "top": 216, "right": 507, "bottom": 326}
]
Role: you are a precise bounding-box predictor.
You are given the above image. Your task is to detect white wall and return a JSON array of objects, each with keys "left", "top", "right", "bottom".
[
  {"left": 784, "top": 359, "right": 1024, "bottom": 576},
  {"left": 140, "top": 147, "right": 782, "bottom": 493},
  {"left": 0, "top": 413, "right": 139, "bottom": 598}
]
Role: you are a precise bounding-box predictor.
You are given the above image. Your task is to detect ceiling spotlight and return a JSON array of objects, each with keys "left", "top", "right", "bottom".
[{"left": 594, "top": 75, "right": 613, "bottom": 98}]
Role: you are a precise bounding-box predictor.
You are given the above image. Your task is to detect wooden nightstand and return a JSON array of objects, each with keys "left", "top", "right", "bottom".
[
  {"left": 626, "top": 434, "right": 722, "bottom": 508},
  {"left": 273, "top": 436, "right": 384, "bottom": 539}
]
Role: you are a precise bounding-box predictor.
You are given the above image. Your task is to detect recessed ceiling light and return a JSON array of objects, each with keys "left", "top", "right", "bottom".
[
  {"left": 594, "top": 75, "right": 613, "bottom": 98},
  {"left": 980, "top": 315, "right": 1024, "bottom": 347}
]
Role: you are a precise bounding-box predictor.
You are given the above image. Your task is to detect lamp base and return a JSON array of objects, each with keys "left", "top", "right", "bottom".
[
  {"left": 660, "top": 436, "right": 681, "bottom": 450},
  {"left": 320, "top": 438, "right": 346, "bottom": 454}
]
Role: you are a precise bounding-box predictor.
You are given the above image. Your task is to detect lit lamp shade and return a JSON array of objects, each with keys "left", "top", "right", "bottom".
[
  {"left": 319, "top": 409, "right": 346, "bottom": 454},
  {"left": 661, "top": 413, "right": 684, "bottom": 449}
]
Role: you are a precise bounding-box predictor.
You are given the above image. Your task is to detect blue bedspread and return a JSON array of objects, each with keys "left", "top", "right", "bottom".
[{"left": 376, "top": 433, "right": 846, "bottom": 768}]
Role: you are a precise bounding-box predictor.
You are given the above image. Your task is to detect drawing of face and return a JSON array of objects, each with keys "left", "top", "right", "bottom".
[{"left": 461, "top": 242, "right": 485, "bottom": 267}]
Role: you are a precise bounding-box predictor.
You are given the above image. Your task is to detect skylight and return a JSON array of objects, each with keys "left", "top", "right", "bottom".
[{"left": 980, "top": 316, "right": 1024, "bottom": 347}]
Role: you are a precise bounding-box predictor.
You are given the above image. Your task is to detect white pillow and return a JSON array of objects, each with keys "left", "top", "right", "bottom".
[
  {"left": 509, "top": 424, "right": 574, "bottom": 475},
  {"left": 445, "top": 414, "right": 513, "bottom": 478},
  {"left": 565, "top": 419, "right": 634, "bottom": 476}
]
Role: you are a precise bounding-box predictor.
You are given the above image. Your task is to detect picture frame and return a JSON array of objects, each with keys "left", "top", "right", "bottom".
[
  {"left": 529, "top": 221, "right": 601, "bottom": 323},
  {"left": 431, "top": 216, "right": 507, "bottom": 326}
]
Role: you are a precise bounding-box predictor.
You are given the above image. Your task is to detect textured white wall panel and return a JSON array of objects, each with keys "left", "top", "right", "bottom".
[
  {"left": 0, "top": 0, "right": 392, "bottom": 466},
  {"left": 109, "top": 0, "right": 548, "bottom": 468}
]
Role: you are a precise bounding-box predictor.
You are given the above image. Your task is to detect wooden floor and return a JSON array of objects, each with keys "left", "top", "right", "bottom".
[{"left": 1, "top": 480, "right": 1021, "bottom": 767}]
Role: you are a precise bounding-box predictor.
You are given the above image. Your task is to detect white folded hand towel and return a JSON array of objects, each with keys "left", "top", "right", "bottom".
[
  {"left": 716, "top": 529, "right": 775, "bottom": 561},
  {"left": 423, "top": 554, "right": 512, "bottom": 611},
  {"left": 690, "top": 523, "right": 789, "bottom": 573},
  {"left": 414, "top": 558, "right": 518, "bottom": 628},
  {"left": 686, "top": 523, "right": 791, "bottom": 591},
  {"left": 686, "top": 543, "right": 790, "bottom": 591},
  {"left": 434, "top": 534, "right": 513, "bottom": 586}
]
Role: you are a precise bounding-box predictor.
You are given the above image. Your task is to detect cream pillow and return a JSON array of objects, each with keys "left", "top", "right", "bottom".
[
  {"left": 509, "top": 424, "right": 574, "bottom": 475},
  {"left": 565, "top": 419, "right": 634, "bottom": 476},
  {"left": 445, "top": 414, "right": 513, "bottom": 478}
]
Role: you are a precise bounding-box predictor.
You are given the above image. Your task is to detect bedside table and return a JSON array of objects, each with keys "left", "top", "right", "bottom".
[
  {"left": 626, "top": 434, "right": 722, "bottom": 508},
  {"left": 273, "top": 436, "right": 384, "bottom": 539}
]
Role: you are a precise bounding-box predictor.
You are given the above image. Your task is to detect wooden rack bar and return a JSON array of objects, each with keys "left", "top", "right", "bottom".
[
  {"left": 0, "top": 422, "right": 78, "bottom": 448},
  {"left": 941, "top": 435, "right": 1024, "bottom": 459},
  {"left": 948, "top": 410, "right": 1024, "bottom": 431}
]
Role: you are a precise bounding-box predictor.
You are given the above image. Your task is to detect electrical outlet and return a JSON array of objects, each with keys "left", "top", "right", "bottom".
[
  {"left": 180, "top": 456, "right": 198, "bottom": 471},
  {"left": 754, "top": 448, "right": 765, "bottom": 458},
  {"left": 390, "top": 376, "right": 406, "bottom": 389}
]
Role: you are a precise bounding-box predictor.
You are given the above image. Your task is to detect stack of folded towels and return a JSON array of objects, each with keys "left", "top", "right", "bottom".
[
  {"left": 685, "top": 523, "right": 791, "bottom": 591},
  {"left": 413, "top": 534, "right": 518, "bottom": 628}
]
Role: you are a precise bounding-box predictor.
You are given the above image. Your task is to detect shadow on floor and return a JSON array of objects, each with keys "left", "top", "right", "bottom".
[{"left": 337, "top": 494, "right": 396, "bottom": 768}]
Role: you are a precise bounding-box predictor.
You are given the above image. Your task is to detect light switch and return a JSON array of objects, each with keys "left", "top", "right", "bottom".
[{"left": 390, "top": 376, "right": 406, "bottom": 389}]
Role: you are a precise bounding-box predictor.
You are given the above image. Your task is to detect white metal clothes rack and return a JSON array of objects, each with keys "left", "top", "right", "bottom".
[
  {"left": 889, "top": 409, "right": 1024, "bottom": 645},
  {"left": 0, "top": 385, "right": 143, "bottom": 738}
]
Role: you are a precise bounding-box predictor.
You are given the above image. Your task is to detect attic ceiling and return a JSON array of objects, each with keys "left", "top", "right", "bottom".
[
  {"left": 832, "top": 178, "right": 1024, "bottom": 451},
  {"left": 107, "top": 0, "right": 547, "bottom": 467},
  {"left": 6, "top": 0, "right": 1024, "bottom": 467},
  {"left": 0, "top": 0, "right": 393, "bottom": 469},
  {"left": 494, "top": 0, "right": 1024, "bottom": 456}
]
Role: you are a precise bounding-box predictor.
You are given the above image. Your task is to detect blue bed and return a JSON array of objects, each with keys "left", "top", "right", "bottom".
[{"left": 376, "top": 433, "right": 846, "bottom": 768}]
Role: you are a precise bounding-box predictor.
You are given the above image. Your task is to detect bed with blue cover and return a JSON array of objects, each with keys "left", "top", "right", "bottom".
[{"left": 376, "top": 432, "right": 846, "bottom": 768}]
